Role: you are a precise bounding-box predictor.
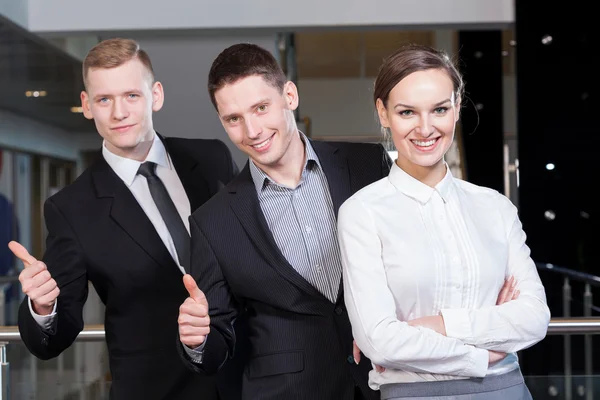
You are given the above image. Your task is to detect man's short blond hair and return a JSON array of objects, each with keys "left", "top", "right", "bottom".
[{"left": 83, "top": 38, "right": 155, "bottom": 89}]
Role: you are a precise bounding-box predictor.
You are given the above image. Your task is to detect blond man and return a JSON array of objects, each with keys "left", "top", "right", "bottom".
[{"left": 12, "top": 38, "right": 243, "bottom": 400}]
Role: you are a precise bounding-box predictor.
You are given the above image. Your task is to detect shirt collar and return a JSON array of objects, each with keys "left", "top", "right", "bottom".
[
  {"left": 249, "top": 131, "right": 320, "bottom": 193},
  {"left": 388, "top": 162, "right": 454, "bottom": 204},
  {"left": 102, "top": 133, "right": 171, "bottom": 187}
]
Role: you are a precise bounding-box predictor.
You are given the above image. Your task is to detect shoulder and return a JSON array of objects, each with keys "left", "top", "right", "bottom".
[
  {"left": 339, "top": 176, "right": 393, "bottom": 217},
  {"left": 190, "top": 174, "right": 241, "bottom": 223},
  {"left": 47, "top": 168, "right": 94, "bottom": 208},
  {"left": 454, "top": 178, "right": 517, "bottom": 216},
  {"left": 321, "top": 141, "right": 385, "bottom": 157},
  {"left": 165, "top": 137, "right": 231, "bottom": 158},
  {"left": 165, "top": 137, "right": 237, "bottom": 181}
]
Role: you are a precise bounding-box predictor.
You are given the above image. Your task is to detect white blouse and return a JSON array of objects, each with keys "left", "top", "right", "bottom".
[{"left": 338, "top": 162, "right": 550, "bottom": 390}]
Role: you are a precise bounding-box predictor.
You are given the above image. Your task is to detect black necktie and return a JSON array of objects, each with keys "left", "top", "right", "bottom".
[{"left": 137, "top": 161, "right": 190, "bottom": 269}]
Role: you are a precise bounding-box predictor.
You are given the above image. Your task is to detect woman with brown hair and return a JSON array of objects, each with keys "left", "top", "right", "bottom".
[{"left": 338, "top": 44, "right": 549, "bottom": 399}]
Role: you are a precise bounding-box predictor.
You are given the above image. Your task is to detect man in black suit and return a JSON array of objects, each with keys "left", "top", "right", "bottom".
[
  {"left": 177, "top": 43, "right": 392, "bottom": 399},
  {"left": 11, "top": 38, "right": 241, "bottom": 400}
]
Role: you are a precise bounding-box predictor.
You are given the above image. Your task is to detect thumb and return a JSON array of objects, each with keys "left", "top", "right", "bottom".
[
  {"left": 8, "top": 241, "right": 37, "bottom": 266},
  {"left": 183, "top": 274, "right": 206, "bottom": 304}
]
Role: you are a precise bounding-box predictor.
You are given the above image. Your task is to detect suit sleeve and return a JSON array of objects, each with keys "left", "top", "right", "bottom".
[
  {"left": 18, "top": 198, "right": 88, "bottom": 360},
  {"left": 179, "top": 214, "right": 238, "bottom": 374}
]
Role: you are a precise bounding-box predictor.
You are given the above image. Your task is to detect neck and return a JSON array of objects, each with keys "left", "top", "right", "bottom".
[
  {"left": 106, "top": 130, "right": 155, "bottom": 162},
  {"left": 396, "top": 158, "right": 447, "bottom": 188},
  {"left": 258, "top": 130, "right": 306, "bottom": 188}
]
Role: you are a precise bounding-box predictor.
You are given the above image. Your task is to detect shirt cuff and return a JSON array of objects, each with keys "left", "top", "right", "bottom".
[
  {"left": 463, "top": 347, "right": 489, "bottom": 378},
  {"left": 28, "top": 297, "right": 57, "bottom": 334},
  {"left": 182, "top": 337, "right": 207, "bottom": 364},
  {"left": 440, "top": 308, "right": 473, "bottom": 342}
]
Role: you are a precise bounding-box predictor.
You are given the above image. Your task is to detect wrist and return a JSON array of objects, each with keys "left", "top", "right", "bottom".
[{"left": 32, "top": 301, "right": 54, "bottom": 316}]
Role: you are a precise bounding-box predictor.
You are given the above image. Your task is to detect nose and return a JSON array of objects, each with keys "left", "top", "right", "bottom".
[
  {"left": 111, "top": 99, "right": 129, "bottom": 121},
  {"left": 244, "top": 115, "right": 263, "bottom": 139},
  {"left": 415, "top": 114, "right": 434, "bottom": 137}
]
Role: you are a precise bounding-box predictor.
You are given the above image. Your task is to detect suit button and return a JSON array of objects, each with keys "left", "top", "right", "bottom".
[
  {"left": 41, "top": 337, "right": 48, "bottom": 345},
  {"left": 347, "top": 355, "right": 355, "bottom": 364},
  {"left": 334, "top": 307, "right": 343, "bottom": 315}
]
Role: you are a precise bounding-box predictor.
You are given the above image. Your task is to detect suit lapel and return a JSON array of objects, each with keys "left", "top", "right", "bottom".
[
  {"left": 91, "top": 158, "right": 178, "bottom": 272},
  {"left": 228, "top": 165, "right": 325, "bottom": 299},
  {"left": 162, "top": 136, "right": 211, "bottom": 213}
]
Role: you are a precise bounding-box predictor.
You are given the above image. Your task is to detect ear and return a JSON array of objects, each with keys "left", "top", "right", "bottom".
[
  {"left": 151, "top": 81, "right": 165, "bottom": 112},
  {"left": 454, "top": 96, "right": 461, "bottom": 122},
  {"left": 81, "top": 91, "right": 93, "bottom": 120},
  {"left": 283, "top": 81, "right": 299, "bottom": 111},
  {"left": 376, "top": 98, "right": 390, "bottom": 128}
]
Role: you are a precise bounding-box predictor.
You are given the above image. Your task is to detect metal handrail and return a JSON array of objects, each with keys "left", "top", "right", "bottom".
[
  {"left": 546, "top": 318, "right": 600, "bottom": 335},
  {"left": 0, "top": 324, "right": 105, "bottom": 342},
  {"left": 536, "top": 262, "right": 600, "bottom": 288},
  {"left": 0, "top": 319, "right": 598, "bottom": 343}
]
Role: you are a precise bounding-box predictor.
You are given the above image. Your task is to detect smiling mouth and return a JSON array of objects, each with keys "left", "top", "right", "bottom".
[
  {"left": 251, "top": 133, "right": 275, "bottom": 150},
  {"left": 411, "top": 137, "right": 440, "bottom": 148}
]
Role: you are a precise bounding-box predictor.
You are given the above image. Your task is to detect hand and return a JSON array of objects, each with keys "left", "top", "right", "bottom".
[
  {"left": 496, "top": 276, "right": 520, "bottom": 305},
  {"left": 488, "top": 350, "right": 507, "bottom": 365},
  {"left": 10, "top": 241, "right": 59, "bottom": 316},
  {"left": 353, "top": 340, "right": 361, "bottom": 364},
  {"left": 179, "top": 274, "right": 210, "bottom": 349},
  {"left": 407, "top": 315, "right": 447, "bottom": 336},
  {"left": 353, "top": 340, "right": 385, "bottom": 373}
]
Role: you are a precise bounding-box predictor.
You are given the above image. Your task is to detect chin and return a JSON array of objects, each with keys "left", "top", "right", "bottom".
[
  {"left": 255, "top": 151, "right": 283, "bottom": 168},
  {"left": 412, "top": 155, "right": 445, "bottom": 168}
]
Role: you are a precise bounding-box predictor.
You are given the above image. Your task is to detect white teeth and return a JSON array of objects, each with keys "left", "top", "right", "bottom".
[
  {"left": 253, "top": 137, "right": 271, "bottom": 148},
  {"left": 412, "top": 139, "right": 436, "bottom": 147}
]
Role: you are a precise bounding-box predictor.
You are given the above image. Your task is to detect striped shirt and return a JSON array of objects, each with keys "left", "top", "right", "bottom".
[{"left": 249, "top": 134, "right": 342, "bottom": 302}]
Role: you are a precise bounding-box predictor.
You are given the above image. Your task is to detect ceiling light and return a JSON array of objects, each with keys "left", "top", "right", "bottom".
[
  {"left": 25, "top": 90, "right": 47, "bottom": 97},
  {"left": 70, "top": 106, "right": 83, "bottom": 113}
]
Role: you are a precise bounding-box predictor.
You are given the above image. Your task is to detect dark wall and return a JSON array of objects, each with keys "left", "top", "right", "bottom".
[
  {"left": 458, "top": 31, "right": 504, "bottom": 193},
  {"left": 515, "top": 1, "right": 599, "bottom": 376}
]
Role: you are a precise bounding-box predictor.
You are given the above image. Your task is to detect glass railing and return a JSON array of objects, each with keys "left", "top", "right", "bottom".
[
  {"left": 524, "top": 375, "right": 600, "bottom": 400},
  {"left": 0, "top": 329, "right": 108, "bottom": 400},
  {"left": 0, "top": 318, "right": 598, "bottom": 399}
]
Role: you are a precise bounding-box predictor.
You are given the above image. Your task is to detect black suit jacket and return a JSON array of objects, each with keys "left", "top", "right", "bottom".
[
  {"left": 18, "top": 136, "right": 243, "bottom": 400},
  {"left": 180, "top": 140, "right": 392, "bottom": 400}
]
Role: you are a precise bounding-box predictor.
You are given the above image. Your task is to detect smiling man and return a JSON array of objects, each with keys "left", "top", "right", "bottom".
[
  {"left": 13, "top": 38, "right": 242, "bottom": 400},
  {"left": 176, "top": 43, "right": 393, "bottom": 399}
]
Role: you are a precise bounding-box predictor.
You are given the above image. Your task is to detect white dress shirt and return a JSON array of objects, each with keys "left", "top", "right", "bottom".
[
  {"left": 31, "top": 134, "right": 191, "bottom": 327},
  {"left": 337, "top": 162, "right": 550, "bottom": 390}
]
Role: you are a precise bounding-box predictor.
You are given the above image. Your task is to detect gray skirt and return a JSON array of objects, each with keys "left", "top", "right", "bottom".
[{"left": 380, "top": 368, "right": 532, "bottom": 400}]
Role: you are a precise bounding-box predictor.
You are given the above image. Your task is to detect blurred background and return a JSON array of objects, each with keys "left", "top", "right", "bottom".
[{"left": 0, "top": 0, "right": 597, "bottom": 398}]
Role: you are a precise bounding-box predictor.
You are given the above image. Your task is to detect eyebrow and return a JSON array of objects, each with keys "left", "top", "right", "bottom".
[
  {"left": 220, "top": 98, "right": 271, "bottom": 121},
  {"left": 394, "top": 98, "right": 451, "bottom": 109}
]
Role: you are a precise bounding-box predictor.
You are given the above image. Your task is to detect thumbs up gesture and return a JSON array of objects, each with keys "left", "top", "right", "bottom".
[
  {"left": 179, "top": 274, "right": 210, "bottom": 349},
  {"left": 9, "top": 241, "right": 59, "bottom": 316}
]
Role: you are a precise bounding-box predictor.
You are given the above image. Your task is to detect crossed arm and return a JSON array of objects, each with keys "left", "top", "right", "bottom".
[{"left": 338, "top": 198, "right": 551, "bottom": 377}]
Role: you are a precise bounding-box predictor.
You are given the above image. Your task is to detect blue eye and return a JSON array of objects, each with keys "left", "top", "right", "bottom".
[
  {"left": 434, "top": 107, "right": 449, "bottom": 114},
  {"left": 399, "top": 110, "right": 413, "bottom": 116}
]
